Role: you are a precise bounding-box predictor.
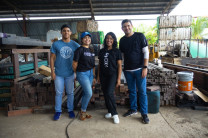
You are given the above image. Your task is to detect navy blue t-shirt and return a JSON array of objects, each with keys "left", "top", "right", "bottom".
[
  {"left": 119, "top": 32, "right": 148, "bottom": 70},
  {"left": 73, "top": 46, "right": 95, "bottom": 72},
  {"left": 50, "top": 40, "right": 80, "bottom": 77}
]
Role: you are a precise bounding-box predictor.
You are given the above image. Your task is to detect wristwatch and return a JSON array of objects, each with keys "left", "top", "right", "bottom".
[{"left": 143, "top": 66, "right": 147, "bottom": 69}]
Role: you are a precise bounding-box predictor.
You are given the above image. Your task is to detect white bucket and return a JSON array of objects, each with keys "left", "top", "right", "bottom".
[{"left": 177, "top": 71, "right": 194, "bottom": 93}]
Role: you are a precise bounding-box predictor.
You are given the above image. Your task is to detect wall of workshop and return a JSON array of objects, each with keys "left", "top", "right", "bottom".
[{"left": 0, "top": 21, "right": 77, "bottom": 41}]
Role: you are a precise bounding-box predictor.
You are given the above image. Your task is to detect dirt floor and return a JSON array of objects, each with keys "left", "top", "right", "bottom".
[{"left": 0, "top": 106, "right": 208, "bottom": 138}]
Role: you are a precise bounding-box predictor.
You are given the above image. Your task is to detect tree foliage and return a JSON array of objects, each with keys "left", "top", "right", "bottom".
[
  {"left": 191, "top": 17, "right": 208, "bottom": 39},
  {"left": 133, "top": 24, "right": 157, "bottom": 45}
]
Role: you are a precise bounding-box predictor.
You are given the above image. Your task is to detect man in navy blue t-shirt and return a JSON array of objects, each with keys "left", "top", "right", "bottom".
[
  {"left": 119, "top": 19, "right": 150, "bottom": 124},
  {"left": 50, "top": 24, "right": 79, "bottom": 120}
]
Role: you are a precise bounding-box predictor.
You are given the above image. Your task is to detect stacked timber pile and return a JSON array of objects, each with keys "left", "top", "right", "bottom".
[
  {"left": 0, "top": 61, "right": 48, "bottom": 108},
  {"left": 147, "top": 63, "right": 177, "bottom": 106},
  {"left": 115, "top": 84, "right": 129, "bottom": 105},
  {"left": 11, "top": 74, "right": 56, "bottom": 107}
]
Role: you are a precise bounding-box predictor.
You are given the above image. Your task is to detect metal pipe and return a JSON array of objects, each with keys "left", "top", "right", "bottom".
[
  {"left": 189, "top": 39, "right": 191, "bottom": 57},
  {"left": 181, "top": 40, "right": 183, "bottom": 57},
  {"left": 197, "top": 39, "right": 199, "bottom": 58},
  {"left": 206, "top": 39, "right": 208, "bottom": 58},
  {"left": 172, "top": 40, "right": 175, "bottom": 57}
]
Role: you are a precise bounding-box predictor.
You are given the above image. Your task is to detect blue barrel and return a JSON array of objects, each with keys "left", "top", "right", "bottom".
[{"left": 147, "top": 90, "right": 160, "bottom": 114}]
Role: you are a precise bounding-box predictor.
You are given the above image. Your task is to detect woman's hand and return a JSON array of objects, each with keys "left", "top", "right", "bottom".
[
  {"left": 116, "top": 79, "right": 121, "bottom": 88},
  {"left": 93, "top": 78, "right": 97, "bottom": 86},
  {"left": 97, "top": 78, "right": 100, "bottom": 84}
]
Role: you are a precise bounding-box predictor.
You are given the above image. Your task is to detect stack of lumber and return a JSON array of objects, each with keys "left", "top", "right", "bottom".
[
  {"left": 12, "top": 80, "right": 37, "bottom": 107},
  {"left": 11, "top": 75, "right": 57, "bottom": 107},
  {"left": 147, "top": 63, "right": 177, "bottom": 105}
]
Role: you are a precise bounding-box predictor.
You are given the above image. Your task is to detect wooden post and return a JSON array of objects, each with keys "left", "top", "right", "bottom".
[
  {"left": 33, "top": 53, "right": 38, "bottom": 73},
  {"left": 24, "top": 53, "right": 29, "bottom": 62},
  {"left": 47, "top": 52, "right": 50, "bottom": 67},
  {"left": 13, "top": 53, "right": 20, "bottom": 79}
]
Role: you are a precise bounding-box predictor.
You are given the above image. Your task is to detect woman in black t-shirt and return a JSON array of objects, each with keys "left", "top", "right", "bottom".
[
  {"left": 97, "top": 32, "right": 122, "bottom": 124},
  {"left": 73, "top": 32, "right": 96, "bottom": 121}
]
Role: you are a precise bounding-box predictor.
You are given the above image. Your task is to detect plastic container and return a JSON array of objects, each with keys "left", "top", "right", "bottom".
[
  {"left": 177, "top": 71, "right": 194, "bottom": 93},
  {"left": 147, "top": 90, "right": 160, "bottom": 114}
]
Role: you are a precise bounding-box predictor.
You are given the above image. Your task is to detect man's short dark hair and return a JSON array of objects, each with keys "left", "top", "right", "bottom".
[
  {"left": 61, "top": 24, "right": 70, "bottom": 31},
  {"left": 121, "top": 19, "right": 132, "bottom": 26}
]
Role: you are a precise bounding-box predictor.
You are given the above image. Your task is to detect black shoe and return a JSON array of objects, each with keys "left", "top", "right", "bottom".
[
  {"left": 142, "top": 114, "right": 149, "bottom": 124},
  {"left": 123, "top": 109, "right": 137, "bottom": 117}
]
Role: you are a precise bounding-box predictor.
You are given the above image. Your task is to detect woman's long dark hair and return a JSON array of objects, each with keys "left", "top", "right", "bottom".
[{"left": 104, "top": 32, "right": 118, "bottom": 49}]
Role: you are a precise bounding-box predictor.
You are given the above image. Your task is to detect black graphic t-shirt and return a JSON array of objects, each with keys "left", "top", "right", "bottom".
[
  {"left": 73, "top": 46, "right": 95, "bottom": 72},
  {"left": 119, "top": 32, "right": 148, "bottom": 70},
  {"left": 98, "top": 48, "right": 122, "bottom": 75}
]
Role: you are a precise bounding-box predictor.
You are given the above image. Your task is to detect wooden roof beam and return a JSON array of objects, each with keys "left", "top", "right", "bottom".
[
  {"left": 161, "top": 0, "right": 175, "bottom": 15},
  {"left": 89, "top": 0, "right": 95, "bottom": 20},
  {"left": 3, "top": 0, "right": 29, "bottom": 19}
]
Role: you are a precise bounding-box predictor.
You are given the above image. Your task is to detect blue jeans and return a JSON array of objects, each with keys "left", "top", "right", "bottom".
[
  {"left": 54, "top": 75, "right": 74, "bottom": 112},
  {"left": 76, "top": 69, "right": 93, "bottom": 112},
  {"left": 124, "top": 69, "right": 148, "bottom": 115}
]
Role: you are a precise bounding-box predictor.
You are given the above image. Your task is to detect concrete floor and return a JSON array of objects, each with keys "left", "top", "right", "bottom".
[{"left": 0, "top": 106, "right": 208, "bottom": 138}]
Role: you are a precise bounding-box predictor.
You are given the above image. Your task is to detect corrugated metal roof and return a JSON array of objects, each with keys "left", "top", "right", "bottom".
[{"left": 0, "top": 0, "right": 182, "bottom": 19}]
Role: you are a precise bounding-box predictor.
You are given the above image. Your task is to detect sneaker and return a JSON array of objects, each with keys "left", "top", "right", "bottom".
[
  {"left": 105, "top": 113, "right": 112, "bottom": 119},
  {"left": 123, "top": 109, "right": 137, "bottom": 117},
  {"left": 68, "top": 111, "right": 75, "bottom": 118},
  {"left": 54, "top": 112, "right": 61, "bottom": 121},
  {"left": 113, "top": 115, "right": 119, "bottom": 124},
  {"left": 142, "top": 114, "right": 149, "bottom": 124}
]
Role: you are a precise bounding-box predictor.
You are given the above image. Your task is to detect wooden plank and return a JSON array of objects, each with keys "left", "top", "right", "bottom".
[
  {"left": 12, "top": 49, "right": 50, "bottom": 54},
  {"left": 7, "top": 108, "right": 33, "bottom": 117},
  {"left": 14, "top": 73, "right": 36, "bottom": 82},
  {"left": 194, "top": 90, "right": 208, "bottom": 102}
]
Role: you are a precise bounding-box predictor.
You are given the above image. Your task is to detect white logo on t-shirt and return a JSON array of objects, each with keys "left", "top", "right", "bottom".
[
  {"left": 60, "top": 46, "right": 72, "bottom": 59},
  {"left": 84, "top": 52, "right": 95, "bottom": 56},
  {"left": 104, "top": 53, "right": 109, "bottom": 67}
]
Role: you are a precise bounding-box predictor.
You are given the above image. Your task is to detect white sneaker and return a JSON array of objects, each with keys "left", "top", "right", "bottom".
[
  {"left": 105, "top": 113, "right": 112, "bottom": 119},
  {"left": 113, "top": 115, "right": 119, "bottom": 124}
]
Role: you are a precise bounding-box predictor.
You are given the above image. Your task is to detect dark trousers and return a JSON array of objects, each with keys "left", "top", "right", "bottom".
[{"left": 100, "top": 73, "right": 118, "bottom": 116}]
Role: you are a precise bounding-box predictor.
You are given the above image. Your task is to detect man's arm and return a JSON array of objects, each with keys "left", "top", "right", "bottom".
[
  {"left": 72, "top": 61, "right": 78, "bottom": 73},
  {"left": 50, "top": 53, "right": 56, "bottom": 80},
  {"left": 142, "top": 46, "right": 149, "bottom": 78}
]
